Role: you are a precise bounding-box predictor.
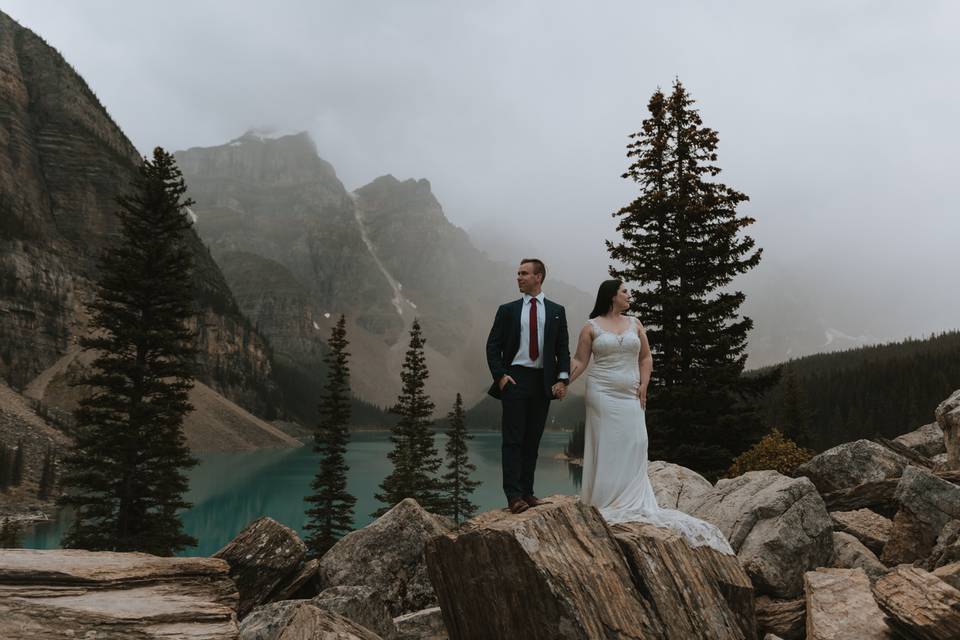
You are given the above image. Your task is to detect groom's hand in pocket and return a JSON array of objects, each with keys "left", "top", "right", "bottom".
[{"left": 499, "top": 375, "right": 517, "bottom": 391}]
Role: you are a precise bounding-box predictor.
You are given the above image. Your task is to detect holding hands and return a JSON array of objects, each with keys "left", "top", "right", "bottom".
[{"left": 500, "top": 375, "right": 567, "bottom": 399}]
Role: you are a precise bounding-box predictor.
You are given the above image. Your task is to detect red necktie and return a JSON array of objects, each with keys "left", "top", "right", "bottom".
[{"left": 529, "top": 298, "right": 539, "bottom": 362}]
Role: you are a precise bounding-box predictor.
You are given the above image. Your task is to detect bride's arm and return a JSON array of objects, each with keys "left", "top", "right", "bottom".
[
  {"left": 637, "top": 319, "right": 653, "bottom": 407},
  {"left": 568, "top": 323, "right": 593, "bottom": 385}
]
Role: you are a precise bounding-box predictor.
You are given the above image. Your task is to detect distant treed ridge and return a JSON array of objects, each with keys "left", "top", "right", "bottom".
[{"left": 756, "top": 331, "right": 960, "bottom": 451}]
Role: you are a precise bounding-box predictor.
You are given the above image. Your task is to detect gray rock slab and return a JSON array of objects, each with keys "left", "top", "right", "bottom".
[
  {"left": 796, "top": 440, "right": 910, "bottom": 494},
  {"left": 319, "top": 498, "right": 450, "bottom": 617},
  {"left": 690, "top": 470, "right": 834, "bottom": 598},
  {"left": 894, "top": 422, "right": 945, "bottom": 457},
  {"left": 240, "top": 600, "right": 382, "bottom": 640},
  {"left": 313, "top": 585, "right": 395, "bottom": 639},
  {"left": 881, "top": 466, "right": 960, "bottom": 565},
  {"left": 830, "top": 508, "right": 891, "bottom": 555},
  {"left": 831, "top": 531, "right": 888, "bottom": 583},
  {"left": 804, "top": 568, "right": 895, "bottom": 639},
  {"left": 648, "top": 460, "right": 714, "bottom": 512}
]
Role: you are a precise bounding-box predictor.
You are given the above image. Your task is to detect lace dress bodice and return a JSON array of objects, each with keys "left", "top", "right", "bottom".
[{"left": 587, "top": 317, "right": 642, "bottom": 399}]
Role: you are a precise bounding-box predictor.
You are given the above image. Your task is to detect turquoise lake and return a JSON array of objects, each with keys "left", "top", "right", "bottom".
[{"left": 22, "top": 430, "right": 581, "bottom": 556}]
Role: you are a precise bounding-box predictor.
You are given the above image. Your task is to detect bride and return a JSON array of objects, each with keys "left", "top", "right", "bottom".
[{"left": 568, "top": 279, "right": 733, "bottom": 555}]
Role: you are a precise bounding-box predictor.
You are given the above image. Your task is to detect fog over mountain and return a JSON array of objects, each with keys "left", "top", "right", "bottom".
[{"left": 7, "top": 1, "right": 957, "bottom": 367}]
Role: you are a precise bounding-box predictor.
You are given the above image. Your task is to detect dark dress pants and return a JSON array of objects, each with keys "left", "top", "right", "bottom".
[{"left": 500, "top": 365, "right": 551, "bottom": 500}]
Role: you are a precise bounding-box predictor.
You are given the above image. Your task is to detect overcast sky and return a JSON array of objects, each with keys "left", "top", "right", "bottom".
[{"left": 6, "top": 1, "right": 959, "bottom": 341}]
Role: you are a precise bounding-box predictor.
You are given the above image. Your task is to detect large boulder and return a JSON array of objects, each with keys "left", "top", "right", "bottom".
[
  {"left": 214, "top": 517, "right": 308, "bottom": 619},
  {"left": 0, "top": 549, "right": 239, "bottom": 639},
  {"left": 647, "top": 460, "right": 714, "bottom": 512},
  {"left": 881, "top": 466, "right": 960, "bottom": 565},
  {"left": 612, "top": 522, "right": 756, "bottom": 640},
  {"left": 319, "top": 498, "right": 450, "bottom": 617},
  {"left": 313, "top": 585, "right": 395, "bottom": 639},
  {"left": 872, "top": 565, "right": 960, "bottom": 640},
  {"left": 795, "top": 440, "right": 910, "bottom": 494},
  {"left": 690, "top": 471, "right": 834, "bottom": 598},
  {"left": 240, "top": 600, "right": 382, "bottom": 640},
  {"left": 425, "top": 495, "right": 753, "bottom": 639},
  {"left": 830, "top": 532, "right": 887, "bottom": 583},
  {"left": 425, "top": 496, "right": 663, "bottom": 639},
  {"left": 829, "top": 509, "right": 891, "bottom": 555},
  {"left": 894, "top": 422, "right": 946, "bottom": 458},
  {"left": 803, "top": 568, "right": 895, "bottom": 639},
  {"left": 937, "top": 389, "right": 960, "bottom": 470}
]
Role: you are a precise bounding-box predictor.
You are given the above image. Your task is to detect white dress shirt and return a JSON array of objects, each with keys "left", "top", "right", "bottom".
[
  {"left": 511, "top": 292, "right": 546, "bottom": 368},
  {"left": 510, "top": 293, "right": 569, "bottom": 379}
]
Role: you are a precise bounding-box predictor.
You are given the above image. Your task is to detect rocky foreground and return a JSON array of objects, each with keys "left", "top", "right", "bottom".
[{"left": 2, "top": 389, "right": 960, "bottom": 639}]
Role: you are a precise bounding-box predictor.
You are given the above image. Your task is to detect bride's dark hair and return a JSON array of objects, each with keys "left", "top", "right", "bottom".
[{"left": 589, "top": 279, "right": 623, "bottom": 318}]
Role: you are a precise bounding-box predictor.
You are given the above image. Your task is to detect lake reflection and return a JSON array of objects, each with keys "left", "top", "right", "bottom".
[{"left": 23, "top": 430, "right": 579, "bottom": 556}]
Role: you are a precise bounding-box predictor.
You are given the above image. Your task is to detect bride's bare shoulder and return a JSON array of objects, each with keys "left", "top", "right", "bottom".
[{"left": 580, "top": 319, "right": 596, "bottom": 338}]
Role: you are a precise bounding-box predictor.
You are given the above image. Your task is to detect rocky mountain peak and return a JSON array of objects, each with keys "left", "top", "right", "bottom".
[
  {"left": 0, "top": 11, "right": 277, "bottom": 417},
  {"left": 177, "top": 130, "right": 340, "bottom": 193},
  {"left": 354, "top": 174, "right": 442, "bottom": 222}
]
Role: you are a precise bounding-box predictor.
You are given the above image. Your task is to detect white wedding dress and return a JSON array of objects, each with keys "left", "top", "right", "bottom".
[{"left": 580, "top": 316, "right": 734, "bottom": 555}]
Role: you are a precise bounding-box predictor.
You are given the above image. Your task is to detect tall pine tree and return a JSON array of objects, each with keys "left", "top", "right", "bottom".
[
  {"left": 440, "top": 393, "right": 480, "bottom": 526},
  {"left": 303, "top": 315, "right": 356, "bottom": 558},
  {"left": 0, "top": 446, "right": 11, "bottom": 491},
  {"left": 59, "top": 147, "right": 199, "bottom": 555},
  {"left": 38, "top": 445, "right": 56, "bottom": 500},
  {"left": 781, "top": 368, "right": 813, "bottom": 449},
  {"left": 11, "top": 439, "right": 24, "bottom": 486},
  {"left": 608, "top": 80, "right": 770, "bottom": 478},
  {"left": 0, "top": 518, "right": 21, "bottom": 548},
  {"left": 374, "top": 319, "right": 442, "bottom": 516}
]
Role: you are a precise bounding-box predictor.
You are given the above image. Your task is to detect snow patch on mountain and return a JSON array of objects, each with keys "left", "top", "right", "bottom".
[
  {"left": 350, "top": 195, "right": 415, "bottom": 319},
  {"left": 823, "top": 327, "right": 877, "bottom": 347}
]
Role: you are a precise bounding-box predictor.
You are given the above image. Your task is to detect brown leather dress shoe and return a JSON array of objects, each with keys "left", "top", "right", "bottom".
[
  {"left": 508, "top": 497, "right": 530, "bottom": 514},
  {"left": 523, "top": 495, "right": 550, "bottom": 508}
]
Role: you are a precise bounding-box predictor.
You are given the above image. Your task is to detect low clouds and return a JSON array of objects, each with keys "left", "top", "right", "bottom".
[{"left": 6, "top": 1, "right": 959, "bottom": 343}]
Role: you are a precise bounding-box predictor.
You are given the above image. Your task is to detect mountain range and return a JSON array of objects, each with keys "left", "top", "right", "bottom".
[
  {"left": 0, "top": 11, "right": 290, "bottom": 452},
  {"left": 175, "top": 131, "right": 592, "bottom": 417},
  {"left": 0, "top": 7, "right": 941, "bottom": 463}
]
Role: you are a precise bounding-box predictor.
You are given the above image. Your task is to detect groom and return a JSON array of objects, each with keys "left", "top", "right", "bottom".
[{"left": 486, "top": 258, "right": 570, "bottom": 514}]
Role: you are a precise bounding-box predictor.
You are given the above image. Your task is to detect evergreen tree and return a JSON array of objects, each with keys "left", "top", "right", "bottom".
[
  {"left": 11, "top": 439, "right": 24, "bottom": 486},
  {"left": 440, "top": 394, "right": 480, "bottom": 526},
  {"left": 0, "top": 518, "right": 22, "bottom": 548},
  {"left": 608, "top": 80, "right": 770, "bottom": 479},
  {"left": 38, "top": 445, "right": 55, "bottom": 500},
  {"left": 303, "top": 315, "right": 356, "bottom": 558},
  {"left": 0, "top": 446, "right": 11, "bottom": 491},
  {"left": 564, "top": 421, "right": 586, "bottom": 459},
  {"left": 781, "top": 368, "right": 813, "bottom": 449},
  {"left": 58, "top": 147, "right": 199, "bottom": 555},
  {"left": 374, "top": 319, "right": 442, "bottom": 516},
  {"left": 755, "top": 330, "right": 960, "bottom": 451}
]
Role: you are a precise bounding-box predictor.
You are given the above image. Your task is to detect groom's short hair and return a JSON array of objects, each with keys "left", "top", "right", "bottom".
[{"left": 521, "top": 258, "right": 546, "bottom": 283}]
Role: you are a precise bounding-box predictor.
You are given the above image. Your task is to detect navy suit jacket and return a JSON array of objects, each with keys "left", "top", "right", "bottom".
[{"left": 485, "top": 298, "right": 571, "bottom": 399}]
